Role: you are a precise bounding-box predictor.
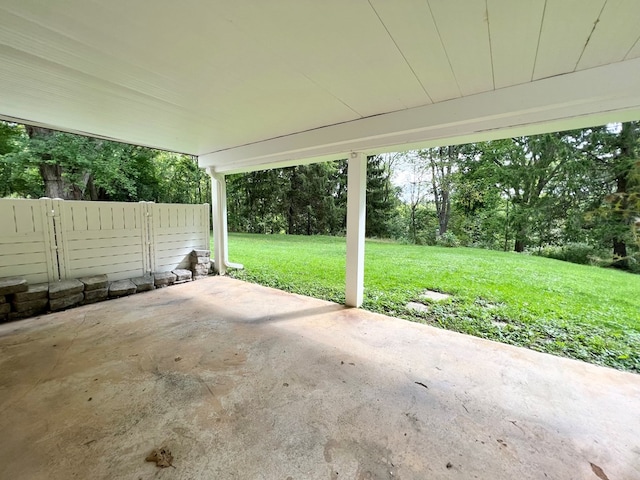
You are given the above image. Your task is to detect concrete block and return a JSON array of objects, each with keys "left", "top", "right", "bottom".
[
  {"left": 49, "top": 279, "right": 84, "bottom": 299},
  {"left": 172, "top": 269, "right": 192, "bottom": 282},
  {"left": 82, "top": 288, "right": 108, "bottom": 304},
  {"left": 8, "top": 306, "right": 48, "bottom": 320},
  {"left": 0, "top": 303, "right": 11, "bottom": 315},
  {"left": 191, "top": 249, "right": 210, "bottom": 258},
  {"left": 12, "top": 297, "right": 48, "bottom": 313},
  {"left": 131, "top": 275, "right": 155, "bottom": 292},
  {"left": 49, "top": 292, "right": 84, "bottom": 311},
  {"left": 80, "top": 274, "right": 109, "bottom": 291},
  {"left": 192, "top": 264, "right": 209, "bottom": 275},
  {"left": 109, "top": 280, "right": 136, "bottom": 298},
  {"left": 0, "top": 277, "right": 28, "bottom": 296},
  {"left": 13, "top": 283, "right": 49, "bottom": 302},
  {"left": 154, "top": 272, "right": 177, "bottom": 287}
]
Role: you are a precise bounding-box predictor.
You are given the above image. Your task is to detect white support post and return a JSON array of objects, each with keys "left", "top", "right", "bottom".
[
  {"left": 210, "top": 168, "right": 229, "bottom": 275},
  {"left": 345, "top": 152, "right": 367, "bottom": 307},
  {"left": 208, "top": 168, "right": 244, "bottom": 275}
]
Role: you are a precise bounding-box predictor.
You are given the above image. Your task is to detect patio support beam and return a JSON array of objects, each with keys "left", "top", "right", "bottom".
[
  {"left": 345, "top": 152, "right": 367, "bottom": 308},
  {"left": 208, "top": 169, "right": 244, "bottom": 275},
  {"left": 209, "top": 168, "right": 230, "bottom": 275}
]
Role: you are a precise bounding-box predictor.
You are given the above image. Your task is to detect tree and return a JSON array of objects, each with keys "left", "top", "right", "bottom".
[{"left": 365, "top": 155, "right": 400, "bottom": 238}]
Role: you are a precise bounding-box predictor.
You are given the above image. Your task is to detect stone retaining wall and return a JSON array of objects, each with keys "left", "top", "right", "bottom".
[{"left": 0, "top": 250, "right": 212, "bottom": 323}]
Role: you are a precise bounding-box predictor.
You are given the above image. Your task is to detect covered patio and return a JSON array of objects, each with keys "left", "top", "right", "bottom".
[
  {"left": 1, "top": 1, "right": 640, "bottom": 478},
  {"left": 1, "top": 276, "right": 638, "bottom": 479}
]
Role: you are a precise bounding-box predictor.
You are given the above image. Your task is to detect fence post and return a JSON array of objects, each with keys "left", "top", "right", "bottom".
[
  {"left": 50, "top": 198, "right": 69, "bottom": 280},
  {"left": 145, "top": 202, "right": 157, "bottom": 273},
  {"left": 39, "top": 197, "right": 60, "bottom": 282}
]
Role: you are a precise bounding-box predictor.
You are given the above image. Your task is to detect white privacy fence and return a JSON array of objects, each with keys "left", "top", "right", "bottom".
[{"left": 0, "top": 198, "right": 210, "bottom": 284}]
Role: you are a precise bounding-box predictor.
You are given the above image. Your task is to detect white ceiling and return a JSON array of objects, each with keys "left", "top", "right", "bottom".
[{"left": 1, "top": 0, "right": 640, "bottom": 172}]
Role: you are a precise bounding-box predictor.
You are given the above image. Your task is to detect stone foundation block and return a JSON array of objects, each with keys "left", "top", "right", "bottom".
[
  {"left": 49, "top": 279, "right": 84, "bottom": 299},
  {"left": 13, "top": 283, "right": 49, "bottom": 302},
  {"left": 154, "top": 272, "right": 176, "bottom": 287},
  {"left": 82, "top": 288, "right": 108, "bottom": 304},
  {"left": 0, "top": 303, "right": 11, "bottom": 315},
  {"left": 50, "top": 292, "right": 84, "bottom": 311},
  {"left": 0, "top": 295, "right": 6, "bottom": 304},
  {"left": 192, "top": 264, "right": 209, "bottom": 274},
  {"left": 0, "top": 277, "right": 28, "bottom": 296},
  {"left": 131, "top": 275, "right": 155, "bottom": 292},
  {"left": 12, "top": 297, "right": 48, "bottom": 313},
  {"left": 80, "top": 274, "right": 109, "bottom": 291},
  {"left": 109, "top": 280, "right": 136, "bottom": 298},
  {"left": 172, "top": 269, "right": 192, "bottom": 282},
  {"left": 8, "top": 304, "right": 48, "bottom": 319},
  {"left": 191, "top": 249, "right": 210, "bottom": 258}
]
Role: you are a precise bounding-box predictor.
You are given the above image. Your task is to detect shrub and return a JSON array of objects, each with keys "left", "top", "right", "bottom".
[
  {"left": 536, "top": 242, "right": 599, "bottom": 265},
  {"left": 435, "top": 231, "right": 460, "bottom": 248}
]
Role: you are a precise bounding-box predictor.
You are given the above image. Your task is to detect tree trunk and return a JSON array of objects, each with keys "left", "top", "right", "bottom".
[
  {"left": 39, "top": 163, "right": 68, "bottom": 199},
  {"left": 612, "top": 239, "right": 628, "bottom": 268},
  {"left": 514, "top": 238, "right": 525, "bottom": 253}
]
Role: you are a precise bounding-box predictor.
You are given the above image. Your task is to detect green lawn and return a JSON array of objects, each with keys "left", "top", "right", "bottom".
[{"left": 221, "top": 233, "right": 640, "bottom": 373}]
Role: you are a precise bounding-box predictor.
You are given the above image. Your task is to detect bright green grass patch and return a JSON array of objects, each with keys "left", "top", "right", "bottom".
[{"left": 222, "top": 233, "right": 640, "bottom": 373}]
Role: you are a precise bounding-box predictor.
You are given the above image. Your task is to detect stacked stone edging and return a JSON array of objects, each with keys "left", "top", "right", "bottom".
[
  {"left": 0, "top": 250, "right": 213, "bottom": 323},
  {"left": 190, "top": 249, "right": 210, "bottom": 280}
]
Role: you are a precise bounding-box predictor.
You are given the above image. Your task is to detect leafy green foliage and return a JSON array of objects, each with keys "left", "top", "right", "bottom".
[
  {"left": 0, "top": 121, "right": 209, "bottom": 204},
  {"left": 225, "top": 233, "right": 640, "bottom": 373}
]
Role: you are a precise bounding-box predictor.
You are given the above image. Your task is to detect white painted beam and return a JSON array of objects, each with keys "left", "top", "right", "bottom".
[
  {"left": 208, "top": 168, "right": 243, "bottom": 275},
  {"left": 209, "top": 169, "right": 228, "bottom": 275},
  {"left": 199, "top": 58, "right": 640, "bottom": 174},
  {"left": 345, "top": 152, "right": 367, "bottom": 308}
]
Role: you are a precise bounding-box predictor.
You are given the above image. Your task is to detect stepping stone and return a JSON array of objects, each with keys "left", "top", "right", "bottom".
[
  {"left": 80, "top": 274, "right": 109, "bottom": 291},
  {"left": 0, "top": 277, "right": 28, "bottom": 296},
  {"left": 109, "top": 280, "right": 136, "bottom": 298},
  {"left": 131, "top": 275, "right": 155, "bottom": 292},
  {"left": 82, "top": 288, "right": 108, "bottom": 304},
  {"left": 419, "top": 290, "right": 451, "bottom": 302},
  {"left": 49, "top": 279, "right": 84, "bottom": 299},
  {"left": 406, "top": 301, "right": 430, "bottom": 313},
  {"left": 13, "top": 283, "right": 49, "bottom": 302},
  {"left": 50, "top": 292, "right": 84, "bottom": 311},
  {"left": 154, "top": 272, "right": 177, "bottom": 287}
]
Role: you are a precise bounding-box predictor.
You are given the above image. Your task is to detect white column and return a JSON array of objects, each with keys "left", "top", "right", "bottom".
[
  {"left": 210, "top": 169, "right": 229, "bottom": 275},
  {"left": 345, "top": 152, "right": 367, "bottom": 307}
]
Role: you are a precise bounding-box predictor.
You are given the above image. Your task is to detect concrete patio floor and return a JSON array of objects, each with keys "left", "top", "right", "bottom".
[{"left": 0, "top": 277, "right": 638, "bottom": 480}]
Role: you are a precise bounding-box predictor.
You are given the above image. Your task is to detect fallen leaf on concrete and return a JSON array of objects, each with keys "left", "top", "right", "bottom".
[
  {"left": 145, "top": 447, "right": 174, "bottom": 468},
  {"left": 590, "top": 463, "right": 610, "bottom": 480}
]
